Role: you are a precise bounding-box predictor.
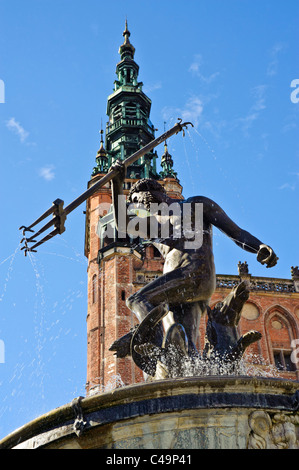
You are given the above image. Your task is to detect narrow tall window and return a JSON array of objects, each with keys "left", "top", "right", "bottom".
[
  {"left": 267, "top": 309, "right": 297, "bottom": 373},
  {"left": 92, "top": 274, "right": 97, "bottom": 304}
]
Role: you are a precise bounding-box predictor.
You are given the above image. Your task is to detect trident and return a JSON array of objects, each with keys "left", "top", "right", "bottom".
[{"left": 19, "top": 119, "right": 193, "bottom": 256}]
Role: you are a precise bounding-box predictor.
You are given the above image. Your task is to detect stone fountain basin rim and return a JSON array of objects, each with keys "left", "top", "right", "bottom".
[{"left": 1, "top": 376, "right": 298, "bottom": 449}]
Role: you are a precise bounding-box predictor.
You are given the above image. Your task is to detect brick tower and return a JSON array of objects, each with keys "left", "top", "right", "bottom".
[{"left": 84, "top": 23, "right": 183, "bottom": 395}]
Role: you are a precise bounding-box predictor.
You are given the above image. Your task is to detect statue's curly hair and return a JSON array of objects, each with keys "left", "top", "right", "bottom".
[{"left": 128, "top": 178, "right": 166, "bottom": 202}]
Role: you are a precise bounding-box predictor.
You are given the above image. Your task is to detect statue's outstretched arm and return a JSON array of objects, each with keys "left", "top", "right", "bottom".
[{"left": 197, "top": 196, "right": 278, "bottom": 268}]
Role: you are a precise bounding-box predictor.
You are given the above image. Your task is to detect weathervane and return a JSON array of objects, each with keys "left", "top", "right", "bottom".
[{"left": 19, "top": 119, "right": 193, "bottom": 256}]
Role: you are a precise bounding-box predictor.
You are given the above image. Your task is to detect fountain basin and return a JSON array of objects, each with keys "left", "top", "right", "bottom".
[{"left": 1, "top": 376, "right": 298, "bottom": 449}]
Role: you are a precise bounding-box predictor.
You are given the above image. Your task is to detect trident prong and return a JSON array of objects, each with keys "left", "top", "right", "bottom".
[{"left": 176, "top": 118, "right": 194, "bottom": 137}]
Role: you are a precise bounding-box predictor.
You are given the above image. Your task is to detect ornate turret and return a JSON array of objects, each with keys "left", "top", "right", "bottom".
[
  {"left": 92, "top": 127, "right": 109, "bottom": 176},
  {"left": 160, "top": 142, "right": 178, "bottom": 179}
]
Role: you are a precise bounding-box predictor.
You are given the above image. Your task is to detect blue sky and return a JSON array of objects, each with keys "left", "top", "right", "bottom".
[{"left": 0, "top": 0, "right": 298, "bottom": 440}]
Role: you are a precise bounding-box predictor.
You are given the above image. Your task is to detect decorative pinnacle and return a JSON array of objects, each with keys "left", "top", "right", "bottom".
[
  {"left": 123, "top": 19, "right": 130, "bottom": 41},
  {"left": 164, "top": 121, "right": 167, "bottom": 146},
  {"left": 119, "top": 19, "right": 135, "bottom": 59},
  {"left": 97, "top": 120, "right": 106, "bottom": 156},
  {"left": 100, "top": 120, "right": 104, "bottom": 143}
]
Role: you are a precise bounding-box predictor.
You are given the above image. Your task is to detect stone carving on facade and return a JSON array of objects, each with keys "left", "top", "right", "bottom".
[
  {"left": 291, "top": 266, "right": 299, "bottom": 293},
  {"left": 217, "top": 275, "right": 297, "bottom": 293},
  {"left": 291, "top": 266, "right": 299, "bottom": 280},
  {"left": 238, "top": 261, "right": 249, "bottom": 276},
  {"left": 71, "top": 396, "right": 87, "bottom": 437},
  {"left": 247, "top": 410, "right": 299, "bottom": 449}
]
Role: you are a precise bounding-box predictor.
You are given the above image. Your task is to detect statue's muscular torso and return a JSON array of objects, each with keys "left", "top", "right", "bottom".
[{"left": 152, "top": 198, "right": 217, "bottom": 301}]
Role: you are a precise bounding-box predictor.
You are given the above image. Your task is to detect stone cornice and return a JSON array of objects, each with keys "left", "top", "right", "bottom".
[{"left": 216, "top": 274, "right": 299, "bottom": 294}]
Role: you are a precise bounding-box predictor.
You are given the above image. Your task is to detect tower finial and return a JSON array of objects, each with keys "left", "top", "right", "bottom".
[
  {"left": 123, "top": 18, "right": 131, "bottom": 42},
  {"left": 119, "top": 19, "right": 135, "bottom": 60},
  {"left": 100, "top": 119, "right": 104, "bottom": 143},
  {"left": 98, "top": 119, "right": 106, "bottom": 154},
  {"left": 164, "top": 121, "right": 167, "bottom": 146}
]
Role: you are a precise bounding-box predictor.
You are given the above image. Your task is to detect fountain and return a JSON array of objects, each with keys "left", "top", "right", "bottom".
[
  {"left": 1, "top": 160, "right": 298, "bottom": 450},
  {"left": 0, "top": 374, "right": 298, "bottom": 449}
]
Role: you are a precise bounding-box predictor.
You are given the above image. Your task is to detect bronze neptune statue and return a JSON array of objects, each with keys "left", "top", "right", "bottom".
[{"left": 109, "top": 160, "right": 278, "bottom": 378}]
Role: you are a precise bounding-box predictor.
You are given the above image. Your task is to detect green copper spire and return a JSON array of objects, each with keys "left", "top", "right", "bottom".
[
  {"left": 101, "top": 21, "right": 159, "bottom": 179},
  {"left": 118, "top": 19, "right": 136, "bottom": 61},
  {"left": 115, "top": 20, "right": 139, "bottom": 90}
]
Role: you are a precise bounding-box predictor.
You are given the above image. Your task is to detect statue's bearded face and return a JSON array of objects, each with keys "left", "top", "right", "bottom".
[{"left": 130, "top": 191, "right": 160, "bottom": 211}]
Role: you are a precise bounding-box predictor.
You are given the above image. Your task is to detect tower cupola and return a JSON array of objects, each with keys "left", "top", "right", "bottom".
[
  {"left": 119, "top": 20, "right": 136, "bottom": 61},
  {"left": 92, "top": 128, "right": 109, "bottom": 176},
  {"left": 160, "top": 142, "right": 178, "bottom": 179}
]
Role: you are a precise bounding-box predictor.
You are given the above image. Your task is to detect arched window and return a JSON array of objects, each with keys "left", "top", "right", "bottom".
[
  {"left": 266, "top": 308, "right": 298, "bottom": 372},
  {"left": 92, "top": 274, "right": 97, "bottom": 304}
]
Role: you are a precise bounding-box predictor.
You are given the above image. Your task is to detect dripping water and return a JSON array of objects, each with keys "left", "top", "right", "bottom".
[
  {"left": 0, "top": 245, "right": 19, "bottom": 303},
  {"left": 44, "top": 235, "right": 87, "bottom": 266},
  {"left": 27, "top": 251, "right": 46, "bottom": 399},
  {"left": 87, "top": 374, "right": 126, "bottom": 396},
  {"left": 182, "top": 135, "right": 196, "bottom": 194},
  {"left": 185, "top": 126, "right": 241, "bottom": 198}
]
